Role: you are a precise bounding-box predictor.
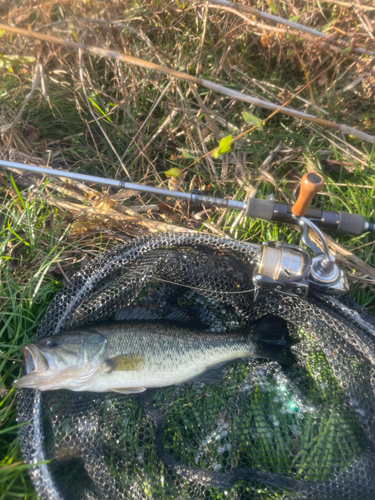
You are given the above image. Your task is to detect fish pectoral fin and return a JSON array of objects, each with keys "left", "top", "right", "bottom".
[
  {"left": 105, "top": 354, "right": 145, "bottom": 372},
  {"left": 112, "top": 387, "right": 147, "bottom": 394}
]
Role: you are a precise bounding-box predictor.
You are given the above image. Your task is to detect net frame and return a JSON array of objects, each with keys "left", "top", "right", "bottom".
[{"left": 16, "top": 233, "right": 375, "bottom": 500}]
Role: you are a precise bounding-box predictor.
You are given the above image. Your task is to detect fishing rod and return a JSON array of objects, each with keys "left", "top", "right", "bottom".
[
  {"left": 0, "top": 159, "right": 373, "bottom": 299},
  {"left": 0, "top": 159, "right": 373, "bottom": 236}
]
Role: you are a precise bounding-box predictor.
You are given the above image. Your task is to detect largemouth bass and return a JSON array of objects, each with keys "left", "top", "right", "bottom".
[{"left": 13, "top": 318, "right": 288, "bottom": 394}]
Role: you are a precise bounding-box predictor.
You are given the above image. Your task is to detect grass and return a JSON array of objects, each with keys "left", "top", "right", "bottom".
[
  {"left": 0, "top": 192, "right": 71, "bottom": 499},
  {"left": 0, "top": 184, "right": 117, "bottom": 499},
  {"left": 0, "top": 0, "right": 374, "bottom": 498}
]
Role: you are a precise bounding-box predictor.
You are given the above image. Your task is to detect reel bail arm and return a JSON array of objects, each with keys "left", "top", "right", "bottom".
[{"left": 292, "top": 173, "right": 348, "bottom": 294}]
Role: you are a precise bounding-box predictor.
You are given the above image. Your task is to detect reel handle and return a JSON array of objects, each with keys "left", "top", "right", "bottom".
[{"left": 291, "top": 172, "right": 324, "bottom": 217}]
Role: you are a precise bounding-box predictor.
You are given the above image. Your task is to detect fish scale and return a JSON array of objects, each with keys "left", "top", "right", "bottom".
[{"left": 90, "top": 321, "right": 253, "bottom": 393}]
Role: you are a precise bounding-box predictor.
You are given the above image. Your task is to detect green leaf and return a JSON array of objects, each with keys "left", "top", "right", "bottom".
[
  {"left": 164, "top": 167, "right": 182, "bottom": 178},
  {"left": 268, "top": 1, "right": 277, "bottom": 15},
  {"left": 0, "top": 55, "right": 35, "bottom": 69},
  {"left": 322, "top": 20, "right": 336, "bottom": 31},
  {"left": 212, "top": 134, "right": 232, "bottom": 158},
  {"left": 242, "top": 112, "right": 263, "bottom": 129},
  {"left": 9, "top": 176, "right": 26, "bottom": 210},
  {"left": 181, "top": 149, "right": 197, "bottom": 160},
  {"left": 218, "top": 135, "right": 232, "bottom": 154},
  {"left": 88, "top": 96, "right": 112, "bottom": 123}
]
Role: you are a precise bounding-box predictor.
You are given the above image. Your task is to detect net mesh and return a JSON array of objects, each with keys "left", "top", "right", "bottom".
[{"left": 16, "top": 233, "right": 375, "bottom": 500}]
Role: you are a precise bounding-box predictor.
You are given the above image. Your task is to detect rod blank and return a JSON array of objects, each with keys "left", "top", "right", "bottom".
[
  {"left": 0, "top": 160, "right": 246, "bottom": 211},
  {"left": 1, "top": 159, "right": 372, "bottom": 234}
]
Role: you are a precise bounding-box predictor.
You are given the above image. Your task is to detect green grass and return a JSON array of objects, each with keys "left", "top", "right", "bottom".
[
  {"left": 1, "top": 0, "right": 375, "bottom": 497},
  {"left": 0, "top": 190, "right": 67, "bottom": 499},
  {"left": 0, "top": 185, "right": 118, "bottom": 498}
]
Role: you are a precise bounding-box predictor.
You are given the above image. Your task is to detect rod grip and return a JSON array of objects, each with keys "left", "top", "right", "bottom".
[{"left": 291, "top": 172, "right": 324, "bottom": 217}]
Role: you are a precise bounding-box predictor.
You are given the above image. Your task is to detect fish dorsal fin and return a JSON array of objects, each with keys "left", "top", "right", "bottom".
[
  {"left": 105, "top": 354, "right": 144, "bottom": 372},
  {"left": 114, "top": 305, "right": 205, "bottom": 328},
  {"left": 112, "top": 387, "right": 147, "bottom": 394},
  {"left": 114, "top": 306, "right": 160, "bottom": 321},
  {"left": 163, "top": 309, "right": 197, "bottom": 324}
]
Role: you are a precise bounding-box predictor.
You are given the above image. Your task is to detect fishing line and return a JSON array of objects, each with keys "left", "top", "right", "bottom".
[
  {"left": 113, "top": 266, "right": 257, "bottom": 295},
  {"left": 0, "top": 207, "right": 258, "bottom": 296}
]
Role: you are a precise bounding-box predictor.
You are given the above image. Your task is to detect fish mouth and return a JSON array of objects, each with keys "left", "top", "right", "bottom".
[
  {"left": 13, "top": 344, "right": 101, "bottom": 391},
  {"left": 23, "top": 345, "right": 50, "bottom": 374},
  {"left": 12, "top": 345, "right": 51, "bottom": 389}
]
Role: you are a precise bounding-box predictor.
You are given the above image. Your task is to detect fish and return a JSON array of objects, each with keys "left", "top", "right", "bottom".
[{"left": 13, "top": 316, "right": 289, "bottom": 394}]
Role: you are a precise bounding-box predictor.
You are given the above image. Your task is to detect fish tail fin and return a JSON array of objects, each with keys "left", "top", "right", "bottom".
[
  {"left": 250, "top": 314, "right": 289, "bottom": 345},
  {"left": 244, "top": 314, "right": 292, "bottom": 365}
]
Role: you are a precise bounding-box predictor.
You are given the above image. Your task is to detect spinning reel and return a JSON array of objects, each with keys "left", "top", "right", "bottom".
[{"left": 251, "top": 172, "right": 349, "bottom": 299}]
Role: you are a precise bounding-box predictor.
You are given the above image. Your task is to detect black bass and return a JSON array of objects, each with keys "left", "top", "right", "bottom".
[{"left": 13, "top": 318, "right": 288, "bottom": 394}]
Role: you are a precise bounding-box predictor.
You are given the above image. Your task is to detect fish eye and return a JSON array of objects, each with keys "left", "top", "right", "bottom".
[{"left": 46, "top": 337, "right": 60, "bottom": 348}]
